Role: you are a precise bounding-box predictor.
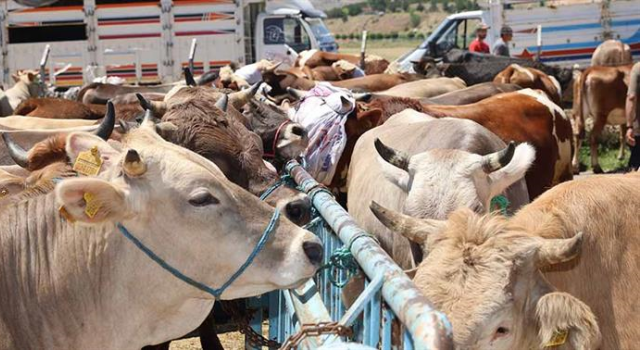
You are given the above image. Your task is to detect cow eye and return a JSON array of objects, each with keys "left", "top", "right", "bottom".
[
  {"left": 495, "top": 327, "right": 510, "bottom": 337},
  {"left": 188, "top": 191, "right": 219, "bottom": 207}
]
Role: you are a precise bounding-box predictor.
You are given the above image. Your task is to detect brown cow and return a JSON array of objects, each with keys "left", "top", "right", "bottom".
[
  {"left": 372, "top": 171, "right": 640, "bottom": 349},
  {"left": 341, "top": 89, "right": 573, "bottom": 201},
  {"left": 301, "top": 60, "right": 359, "bottom": 81},
  {"left": 591, "top": 39, "right": 632, "bottom": 66},
  {"left": 13, "top": 97, "right": 149, "bottom": 123},
  {"left": 494, "top": 64, "right": 562, "bottom": 104},
  {"left": 572, "top": 64, "right": 631, "bottom": 173},
  {"left": 377, "top": 77, "right": 466, "bottom": 99},
  {"left": 296, "top": 50, "right": 389, "bottom": 74}
]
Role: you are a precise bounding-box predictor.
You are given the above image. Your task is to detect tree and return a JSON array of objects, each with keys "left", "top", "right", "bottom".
[
  {"left": 368, "top": 0, "right": 386, "bottom": 12},
  {"left": 429, "top": 0, "right": 438, "bottom": 11},
  {"left": 410, "top": 11, "right": 421, "bottom": 28},
  {"left": 416, "top": 2, "right": 425, "bottom": 11}
]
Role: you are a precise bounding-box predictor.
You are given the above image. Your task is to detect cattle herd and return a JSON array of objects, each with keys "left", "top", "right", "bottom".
[{"left": 0, "top": 39, "right": 636, "bottom": 350}]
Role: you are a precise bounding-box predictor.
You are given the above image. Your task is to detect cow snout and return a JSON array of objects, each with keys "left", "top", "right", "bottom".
[
  {"left": 302, "top": 240, "right": 324, "bottom": 266},
  {"left": 285, "top": 196, "right": 312, "bottom": 226}
]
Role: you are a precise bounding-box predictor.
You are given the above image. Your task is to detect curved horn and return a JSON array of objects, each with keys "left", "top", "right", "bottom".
[
  {"left": 184, "top": 67, "right": 197, "bottom": 87},
  {"left": 374, "top": 138, "right": 409, "bottom": 171},
  {"left": 95, "top": 101, "right": 116, "bottom": 140},
  {"left": 136, "top": 93, "right": 151, "bottom": 111},
  {"left": 215, "top": 94, "right": 229, "bottom": 112},
  {"left": 229, "top": 81, "right": 262, "bottom": 104},
  {"left": 482, "top": 141, "right": 516, "bottom": 173},
  {"left": 286, "top": 87, "right": 306, "bottom": 100},
  {"left": 370, "top": 201, "right": 439, "bottom": 245},
  {"left": 2, "top": 133, "right": 29, "bottom": 169},
  {"left": 122, "top": 149, "right": 147, "bottom": 177}
]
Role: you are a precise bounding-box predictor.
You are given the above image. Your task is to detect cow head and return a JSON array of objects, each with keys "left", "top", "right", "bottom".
[
  {"left": 12, "top": 70, "right": 42, "bottom": 97},
  {"left": 245, "top": 98, "right": 308, "bottom": 164},
  {"left": 363, "top": 55, "right": 390, "bottom": 75},
  {"left": 375, "top": 139, "right": 535, "bottom": 218},
  {"left": 332, "top": 60, "right": 357, "bottom": 80},
  {"left": 370, "top": 205, "right": 601, "bottom": 349},
  {"left": 161, "top": 88, "right": 312, "bottom": 226},
  {"left": 56, "top": 126, "right": 323, "bottom": 299},
  {"left": 2, "top": 102, "right": 117, "bottom": 171}
]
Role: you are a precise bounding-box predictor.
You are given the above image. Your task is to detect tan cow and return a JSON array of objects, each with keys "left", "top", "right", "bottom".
[
  {"left": 373, "top": 172, "right": 640, "bottom": 349},
  {"left": 377, "top": 77, "right": 467, "bottom": 99},
  {"left": 0, "top": 70, "right": 41, "bottom": 116},
  {"left": 494, "top": 64, "right": 562, "bottom": 104},
  {"left": 0, "top": 125, "right": 322, "bottom": 349},
  {"left": 572, "top": 64, "right": 631, "bottom": 173},
  {"left": 591, "top": 39, "right": 632, "bottom": 67}
]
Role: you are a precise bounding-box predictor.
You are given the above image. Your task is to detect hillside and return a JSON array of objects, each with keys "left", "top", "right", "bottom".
[{"left": 325, "top": 11, "right": 448, "bottom": 36}]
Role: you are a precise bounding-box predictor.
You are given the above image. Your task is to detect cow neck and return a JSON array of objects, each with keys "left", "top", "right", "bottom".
[
  {"left": 262, "top": 120, "right": 290, "bottom": 160},
  {"left": 0, "top": 193, "right": 213, "bottom": 349}
]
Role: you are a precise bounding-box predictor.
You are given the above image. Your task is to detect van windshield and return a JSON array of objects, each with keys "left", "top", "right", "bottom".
[{"left": 306, "top": 18, "right": 333, "bottom": 42}]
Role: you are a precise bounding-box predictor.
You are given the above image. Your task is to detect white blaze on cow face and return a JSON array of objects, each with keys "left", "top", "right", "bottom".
[
  {"left": 376, "top": 141, "right": 535, "bottom": 219},
  {"left": 370, "top": 205, "right": 599, "bottom": 350},
  {"left": 56, "top": 128, "right": 321, "bottom": 300}
]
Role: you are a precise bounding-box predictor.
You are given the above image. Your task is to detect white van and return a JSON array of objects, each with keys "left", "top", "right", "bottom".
[{"left": 0, "top": 0, "right": 337, "bottom": 86}]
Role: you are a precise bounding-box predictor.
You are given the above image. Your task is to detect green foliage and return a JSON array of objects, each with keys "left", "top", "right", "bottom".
[
  {"left": 417, "top": 32, "right": 426, "bottom": 39},
  {"left": 407, "top": 31, "right": 416, "bottom": 39},
  {"left": 430, "top": 0, "right": 438, "bottom": 11},
  {"left": 390, "top": 31, "right": 399, "bottom": 39},
  {"left": 416, "top": 2, "right": 425, "bottom": 11},
  {"left": 368, "top": 0, "right": 386, "bottom": 12},
  {"left": 409, "top": 11, "right": 421, "bottom": 28}
]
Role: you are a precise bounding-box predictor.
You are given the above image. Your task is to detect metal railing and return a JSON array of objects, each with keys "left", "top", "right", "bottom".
[{"left": 246, "top": 161, "right": 453, "bottom": 349}]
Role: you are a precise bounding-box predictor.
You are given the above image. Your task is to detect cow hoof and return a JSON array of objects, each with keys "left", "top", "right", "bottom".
[{"left": 593, "top": 165, "right": 604, "bottom": 174}]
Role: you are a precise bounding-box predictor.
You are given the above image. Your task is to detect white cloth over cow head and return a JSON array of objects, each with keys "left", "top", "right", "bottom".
[{"left": 292, "top": 83, "right": 355, "bottom": 185}]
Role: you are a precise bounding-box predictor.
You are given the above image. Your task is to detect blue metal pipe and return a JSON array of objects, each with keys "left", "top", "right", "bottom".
[{"left": 288, "top": 161, "right": 453, "bottom": 350}]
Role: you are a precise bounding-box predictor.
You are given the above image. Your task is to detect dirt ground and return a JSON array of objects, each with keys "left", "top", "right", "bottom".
[
  {"left": 338, "top": 39, "right": 422, "bottom": 62},
  {"left": 170, "top": 332, "right": 243, "bottom": 350}
]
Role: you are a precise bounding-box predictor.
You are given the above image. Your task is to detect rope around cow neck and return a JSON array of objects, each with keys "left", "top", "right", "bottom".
[{"left": 116, "top": 208, "right": 280, "bottom": 299}]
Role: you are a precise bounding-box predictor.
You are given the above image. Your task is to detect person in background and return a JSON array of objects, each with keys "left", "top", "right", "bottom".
[
  {"left": 492, "top": 25, "right": 513, "bottom": 57},
  {"left": 469, "top": 23, "right": 490, "bottom": 54},
  {"left": 625, "top": 62, "right": 640, "bottom": 171}
]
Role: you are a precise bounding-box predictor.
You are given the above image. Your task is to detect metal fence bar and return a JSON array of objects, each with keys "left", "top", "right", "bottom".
[{"left": 288, "top": 161, "right": 454, "bottom": 350}]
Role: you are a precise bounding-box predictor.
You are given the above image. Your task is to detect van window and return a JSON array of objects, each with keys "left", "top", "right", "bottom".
[{"left": 263, "top": 17, "right": 310, "bottom": 52}]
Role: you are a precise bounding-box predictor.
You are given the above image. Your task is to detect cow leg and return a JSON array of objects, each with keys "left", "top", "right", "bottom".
[
  {"left": 590, "top": 117, "right": 606, "bottom": 174},
  {"left": 572, "top": 135, "right": 582, "bottom": 174},
  {"left": 618, "top": 125, "right": 627, "bottom": 160}
]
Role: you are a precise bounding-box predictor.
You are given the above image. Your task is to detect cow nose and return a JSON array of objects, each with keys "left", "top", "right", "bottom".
[
  {"left": 285, "top": 196, "right": 312, "bottom": 226},
  {"left": 303, "top": 240, "right": 324, "bottom": 266},
  {"left": 291, "top": 125, "right": 306, "bottom": 138}
]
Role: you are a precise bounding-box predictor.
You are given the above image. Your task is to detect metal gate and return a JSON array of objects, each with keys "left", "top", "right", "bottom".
[{"left": 245, "top": 161, "right": 453, "bottom": 349}]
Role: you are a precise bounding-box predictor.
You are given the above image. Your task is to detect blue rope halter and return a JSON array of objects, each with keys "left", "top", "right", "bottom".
[{"left": 116, "top": 208, "right": 281, "bottom": 299}]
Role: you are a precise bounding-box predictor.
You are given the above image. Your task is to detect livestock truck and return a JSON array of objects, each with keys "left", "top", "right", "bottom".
[
  {"left": 395, "top": 0, "right": 640, "bottom": 71},
  {"left": 0, "top": 0, "right": 337, "bottom": 86}
]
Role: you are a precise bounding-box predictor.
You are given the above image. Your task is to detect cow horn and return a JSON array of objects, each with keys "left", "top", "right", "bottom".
[
  {"left": 536, "top": 232, "right": 584, "bottom": 267},
  {"left": 95, "top": 101, "right": 116, "bottom": 140},
  {"left": 353, "top": 92, "right": 372, "bottom": 102},
  {"left": 229, "top": 82, "right": 262, "bottom": 103},
  {"left": 482, "top": 141, "right": 516, "bottom": 173},
  {"left": 286, "top": 87, "right": 306, "bottom": 100},
  {"left": 215, "top": 94, "right": 229, "bottom": 112},
  {"left": 266, "top": 61, "right": 283, "bottom": 73},
  {"left": 2, "top": 133, "right": 29, "bottom": 169},
  {"left": 184, "top": 67, "right": 197, "bottom": 87},
  {"left": 370, "top": 201, "right": 434, "bottom": 245},
  {"left": 155, "top": 122, "right": 178, "bottom": 140},
  {"left": 122, "top": 149, "right": 147, "bottom": 177},
  {"left": 374, "top": 138, "right": 409, "bottom": 171},
  {"left": 136, "top": 93, "right": 151, "bottom": 111}
]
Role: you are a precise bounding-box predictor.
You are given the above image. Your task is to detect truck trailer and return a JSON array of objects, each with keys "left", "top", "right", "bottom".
[{"left": 0, "top": 0, "right": 337, "bottom": 86}]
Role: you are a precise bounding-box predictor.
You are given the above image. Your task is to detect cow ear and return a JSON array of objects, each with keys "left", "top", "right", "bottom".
[
  {"left": 27, "top": 71, "right": 37, "bottom": 82},
  {"left": 487, "top": 143, "right": 535, "bottom": 199},
  {"left": 11, "top": 74, "right": 19, "bottom": 83},
  {"left": 56, "top": 178, "right": 128, "bottom": 224},
  {"left": 66, "top": 132, "right": 121, "bottom": 174},
  {"left": 536, "top": 292, "right": 601, "bottom": 350}
]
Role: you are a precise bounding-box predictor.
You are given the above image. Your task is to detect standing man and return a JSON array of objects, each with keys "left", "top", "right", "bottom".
[
  {"left": 492, "top": 25, "right": 513, "bottom": 57},
  {"left": 625, "top": 61, "right": 640, "bottom": 171},
  {"left": 469, "top": 23, "right": 490, "bottom": 54}
]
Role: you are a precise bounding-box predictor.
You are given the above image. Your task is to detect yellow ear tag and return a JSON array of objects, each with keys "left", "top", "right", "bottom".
[
  {"left": 83, "top": 192, "right": 101, "bottom": 219},
  {"left": 544, "top": 329, "right": 568, "bottom": 347},
  {"left": 58, "top": 205, "right": 76, "bottom": 223},
  {"left": 73, "top": 146, "right": 103, "bottom": 176}
]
